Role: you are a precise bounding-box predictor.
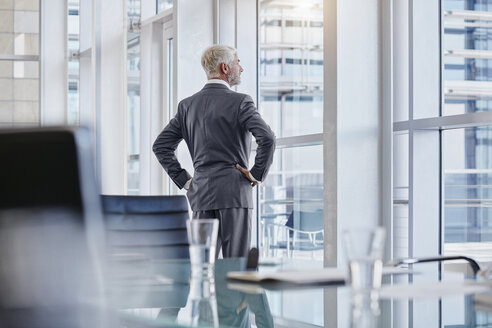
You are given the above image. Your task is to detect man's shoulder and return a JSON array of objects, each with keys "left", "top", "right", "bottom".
[
  {"left": 178, "top": 89, "right": 253, "bottom": 109},
  {"left": 233, "top": 91, "right": 252, "bottom": 101},
  {"left": 178, "top": 94, "right": 196, "bottom": 106}
]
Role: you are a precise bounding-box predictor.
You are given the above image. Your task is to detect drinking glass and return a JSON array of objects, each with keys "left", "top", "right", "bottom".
[
  {"left": 342, "top": 227, "right": 386, "bottom": 292},
  {"left": 186, "top": 219, "right": 219, "bottom": 279}
]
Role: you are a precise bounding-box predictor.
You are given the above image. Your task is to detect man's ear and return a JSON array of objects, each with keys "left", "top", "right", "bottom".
[{"left": 220, "top": 62, "right": 229, "bottom": 75}]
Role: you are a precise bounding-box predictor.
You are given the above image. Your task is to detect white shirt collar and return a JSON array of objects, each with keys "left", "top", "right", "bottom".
[{"left": 206, "top": 79, "right": 231, "bottom": 89}]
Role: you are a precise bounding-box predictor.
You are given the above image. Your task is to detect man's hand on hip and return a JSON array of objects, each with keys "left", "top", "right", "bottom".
[{"left": 236, "top": 164, "right": 258, "bottom": 187}]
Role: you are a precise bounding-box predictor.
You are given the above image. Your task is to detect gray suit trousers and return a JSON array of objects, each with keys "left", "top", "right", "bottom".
[{"left": 193, "top": 208, "right": 251, "bottom": 258}]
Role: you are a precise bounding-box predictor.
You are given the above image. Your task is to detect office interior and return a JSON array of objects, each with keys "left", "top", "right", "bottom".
[{"left": 1, "top": 0, "right": 492, "bottom": 327}]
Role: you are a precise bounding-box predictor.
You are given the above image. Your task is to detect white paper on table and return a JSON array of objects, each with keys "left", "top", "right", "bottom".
[
  {"left": 226, "top": 267, "right": 413, "bottom": 285},
  {"left": 379, "top": 281, "right": 490, "bottom": 299}
]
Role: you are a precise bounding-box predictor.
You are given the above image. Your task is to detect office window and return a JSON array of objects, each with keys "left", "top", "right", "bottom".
[
  {"left": 259, "top": 1, "right": 323, "bottom": 139},
  {"left": 393, "top": 132, "right": 409, "bottom": 260},
  {"left": 157, "top": 0, "right": 172, "bottom": 13},
  {"left": 443, "top": 0, "right": 492, "bottom": 115},
  {"left": 258, "top": 0, "right": 323, "bottom": 259},
  {"left": 260, "top": 145, "right": 323, "bottom": 259},
  {"left": 394, "top": 1, "right": 492, "bottom": 267},
  {"left": 127, "top": 0, "right": 141, "bottom": 195},
  {"left": 0, "top": 0, "right": 40, "bottom": 127},
  {"left": 442, "top": 1, "right": 492, "bottom": 260},
  {"left": 443, "top": 127, "right": 492, "bottom": 255},
  {"left": 67, "top": 0, "right": 80, "bottom": 125}
]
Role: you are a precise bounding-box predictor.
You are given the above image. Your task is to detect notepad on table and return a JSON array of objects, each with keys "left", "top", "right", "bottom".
[
  {"left": 227, "top": 267, "right": 414, "bottom": 285},
  {"left": 227, "top": 268, "right": 345, "bottom": 285}
]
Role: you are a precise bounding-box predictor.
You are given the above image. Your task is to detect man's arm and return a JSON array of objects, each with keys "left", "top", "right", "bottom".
[
  {"left": 152, "top": 109, "right": 192, "bottom": 189},
  {"left": 238, "top": 95, "right": 276, "bottom": 182}
]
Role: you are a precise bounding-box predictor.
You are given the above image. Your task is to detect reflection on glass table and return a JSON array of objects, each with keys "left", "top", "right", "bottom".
[{"left": 108, "top": 257, "right": 492, "bottom": 328}]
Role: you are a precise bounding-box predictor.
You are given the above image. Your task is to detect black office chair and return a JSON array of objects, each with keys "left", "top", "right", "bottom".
[
  {"left": 0, "top": 127, "right": 108, "bottom": 326},
  {"left": 101, "top": 195, "right": 190, "bottom": 260}
]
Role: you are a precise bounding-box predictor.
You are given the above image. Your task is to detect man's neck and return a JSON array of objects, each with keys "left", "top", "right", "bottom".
[
  {"left": 209, "top": 76, "right": 229, "bottom": 84},
  {"left": 207, "top": 78, "right": 231, "bottom": 88}
]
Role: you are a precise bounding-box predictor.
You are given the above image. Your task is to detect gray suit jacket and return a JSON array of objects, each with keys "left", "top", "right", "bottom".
[{"left": 153, "top": 83, "right": 276, "bottom": 211}]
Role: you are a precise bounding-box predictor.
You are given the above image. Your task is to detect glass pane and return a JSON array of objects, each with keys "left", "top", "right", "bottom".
[
  {"left": 13, "top": 60, "right": 38, "bottom": 78},
  {"left": 68, "top": 0, "right": 80, "bottom": 125},
  {"left": 127, "top": 0, "right": 140, "bottom": 194},
  {"left": 0, "top": 60, "right": 39, "bottom": 125},
  {"left": 443, "top": 1, "right": 492, "bottom": 115},
  {"left": 443, "top": 127, "right": 492, "bottom": 260},
  {"left": 157, "top": 0, "right": 173, "bottom": 13},
  {"left": 393, "top": 132, "right": 409, "bottom": 260},
  {"left": 259, "top": 145, "right": 323, "bottom": 260},
  {"left": 128, "top": 158, "right": 139, "bottom": 195},
  {"left": 259, "top": 0, "right": 323, "bottom": 138},
  {"left": 0, "top": 2, "right": 40, "bottom": 56},
  {"left": 128, "top": 0, "right": 140, "bottom": 17}
]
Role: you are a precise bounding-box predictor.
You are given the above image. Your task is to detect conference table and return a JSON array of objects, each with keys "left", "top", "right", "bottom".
[{"left": 107, "top": 257, "right": 492, "bottom": 327}]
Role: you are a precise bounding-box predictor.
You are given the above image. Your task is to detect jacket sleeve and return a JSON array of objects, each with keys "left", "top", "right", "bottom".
[
  {"left": 238, "top": 95, "right": 276, "bottom": 182},
  {"left": 152, "top": 107, "right": 192, "bottom": 189}
]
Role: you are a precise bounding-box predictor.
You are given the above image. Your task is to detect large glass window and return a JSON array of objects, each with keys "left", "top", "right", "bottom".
[
  {"left": 258, "top": 0, "right": 323, "bottom": 259},
  {"left": 442, "top": 1, "right": 492, "bottom": 261},
  {"left": 0, "top": 0, "right": 40, "bottom": 128}
]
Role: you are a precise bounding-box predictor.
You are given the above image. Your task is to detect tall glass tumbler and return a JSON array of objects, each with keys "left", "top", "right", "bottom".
[
  {"left": 186, "top": 219, "right": 219, "bottom": 279},
  {"left": 342, "top": 227, "right": 386, "bottom": 292}
]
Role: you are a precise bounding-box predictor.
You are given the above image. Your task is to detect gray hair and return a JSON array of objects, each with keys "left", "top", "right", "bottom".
[{"left": 201, "top": 45, "right": 237, "bottom": 79}]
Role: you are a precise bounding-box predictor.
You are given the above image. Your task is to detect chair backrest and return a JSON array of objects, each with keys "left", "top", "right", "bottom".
[
  {"left": 101, "top": 195, "right": 190, "bottom": 259},
  {"left": 0, "top": 127, "right": 105, "bottom": 311},
  {"left": 286, "top": 209, "right": 324, "bottom": 232}
]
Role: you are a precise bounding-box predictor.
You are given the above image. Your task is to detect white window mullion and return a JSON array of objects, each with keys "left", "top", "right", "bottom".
[
  {"left": 96, "top": 0, "right": 127, "bottom": 194},
  {"left": 40, "top": 0, "right": 67, "bottom": 126}
]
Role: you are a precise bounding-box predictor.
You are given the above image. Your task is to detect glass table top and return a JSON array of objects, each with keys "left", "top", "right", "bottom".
[{"left": 107, "top": 257, "right": 492, "bottom": 327}]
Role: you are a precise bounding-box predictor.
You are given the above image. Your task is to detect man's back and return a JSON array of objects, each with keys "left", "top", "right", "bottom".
[
  {"left": 180, "top": 84, "right": 252, "bottom": 174},
  {"left": 153, "top": 83, "right": 275, "bottom": 211}
]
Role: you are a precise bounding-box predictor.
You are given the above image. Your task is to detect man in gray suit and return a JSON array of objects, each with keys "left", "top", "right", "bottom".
[{"left": 153, "top": 45, "right": 275, "bottom": 258}]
